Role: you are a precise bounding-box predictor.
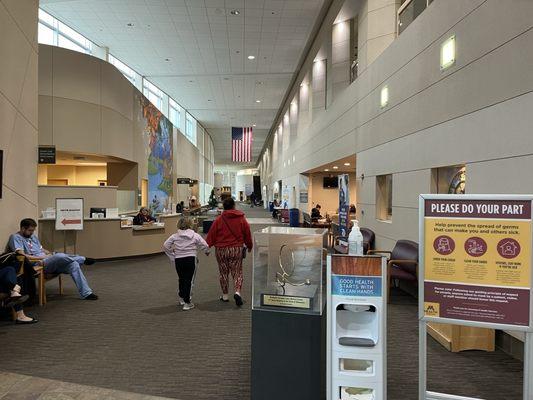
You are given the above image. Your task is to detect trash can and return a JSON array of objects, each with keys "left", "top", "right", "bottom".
[
  {"left": 203, "top": 219, "right": 214, "bottom": 234},
  {"left": 269, "top": 202, "right": 274, "bottom": 212},
  {"left": 289, "top": 208, "right": 300, "bottom": 227}
]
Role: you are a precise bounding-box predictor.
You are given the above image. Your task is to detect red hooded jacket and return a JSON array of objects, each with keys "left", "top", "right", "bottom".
[{"left": 206, "top": 209, "right": 253, "bottom": 249}]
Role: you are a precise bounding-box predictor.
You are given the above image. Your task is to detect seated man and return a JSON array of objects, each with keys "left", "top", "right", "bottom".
[
  {"left": 8, "top": 218, "right": 98, "bottom": 300},
  {"left": 311, "top": 204, "right": 323, "bottom": 222},
  {"left": 0, "top": 265, "right": 37, "bottom": 324}
]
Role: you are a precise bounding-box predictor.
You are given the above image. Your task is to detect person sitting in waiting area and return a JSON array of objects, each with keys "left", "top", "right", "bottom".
[
  {"left": 133, "top": 207, "right": 156, "bottom": 225},
  {"left": 0, "top": 265, "right": 37, "bottom": 324},
  {"left": 8, "top": 218, "right": 98, "bottom": 301},
  {"left": 311, "top": 204, "right": 323, "bottom": 222},
  {"left": 189, "top": 196, "right": 199, "bottom": 209}
]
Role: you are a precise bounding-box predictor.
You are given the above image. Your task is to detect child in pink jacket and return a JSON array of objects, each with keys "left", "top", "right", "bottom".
[{"left": 163, "top": 217, "right": 209, "bottom": 310}]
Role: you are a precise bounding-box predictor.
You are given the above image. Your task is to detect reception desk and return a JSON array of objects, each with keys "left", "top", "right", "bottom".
[{"left": 38, "top": 214, "right": 184, "bottom": 260}]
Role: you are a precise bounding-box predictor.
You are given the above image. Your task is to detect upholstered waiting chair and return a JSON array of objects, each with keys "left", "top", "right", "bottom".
[
  {"left": 368, "top": 240, "right": 418, "bottom": 303},
  {"left": 360, "top": 228, "right": 375, "bottom": 255}
]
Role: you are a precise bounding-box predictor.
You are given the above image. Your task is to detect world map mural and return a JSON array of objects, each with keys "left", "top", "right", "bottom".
[{"left": 139, "top": 96, "right": 173, "bottom": 213}]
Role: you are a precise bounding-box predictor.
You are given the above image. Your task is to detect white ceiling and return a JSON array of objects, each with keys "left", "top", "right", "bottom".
[{"left": 40, "top": 0, "right": 327, "bottom": 165}]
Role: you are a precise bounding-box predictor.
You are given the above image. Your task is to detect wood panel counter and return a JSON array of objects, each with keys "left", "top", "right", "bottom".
[{"left": 37, "top": 214, "right": 183, "bottom": 260}]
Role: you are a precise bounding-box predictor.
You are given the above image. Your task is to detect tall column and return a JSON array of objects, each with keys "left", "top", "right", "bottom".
[
  {"left": 0, "top": 0, "right": 39, "bottom": 241},
  {"left": 312, "top": 59, "right": 327, "bottom": 119},
  {"left": 358, "top": 0, "right": 400, "bottom": 73},
  {"left": 298, "top": 76, "right": 311, "bottom": 135},
  {"left": 332, "top": 19, "right": 352, "bottom": 99}
]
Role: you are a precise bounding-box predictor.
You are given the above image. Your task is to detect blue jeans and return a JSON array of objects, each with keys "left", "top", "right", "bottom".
[
  {"left": 43, "top": 253, "right": 93, "bottom": 298},
  {"left": 0, "top": 266, "right": 22, "bottom": 311}
]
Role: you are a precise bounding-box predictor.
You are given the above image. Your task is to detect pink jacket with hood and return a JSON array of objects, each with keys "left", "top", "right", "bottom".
[{"left": 163, "top": 229, "right": 209, "bottom": 259}]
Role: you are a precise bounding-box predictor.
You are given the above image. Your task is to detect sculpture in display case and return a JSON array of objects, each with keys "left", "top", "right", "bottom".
[{"left": 252, "top": 226, "right": 328, "bottom": 315}]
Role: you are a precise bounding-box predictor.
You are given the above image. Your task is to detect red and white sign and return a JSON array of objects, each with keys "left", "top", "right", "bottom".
[{"left": 55, "top": 198, "right": 84, "bottom": 231}]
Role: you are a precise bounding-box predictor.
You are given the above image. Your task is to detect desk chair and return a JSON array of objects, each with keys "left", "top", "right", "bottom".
[{"left": 368, "top": 240, "right": 418, "bottom": 303}]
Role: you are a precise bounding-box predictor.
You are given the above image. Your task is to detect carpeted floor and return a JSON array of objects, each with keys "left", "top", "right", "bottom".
[{"left": 0, "top": 205, "right": 524, "bottom": 400}]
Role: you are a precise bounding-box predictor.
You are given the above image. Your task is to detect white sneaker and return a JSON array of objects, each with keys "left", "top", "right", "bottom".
[
  {"left": 177, "top": 296, "right": 185, "bottom": 306},
  {"left": 182, "top": 303, "right": 195, "bottom": 311}
]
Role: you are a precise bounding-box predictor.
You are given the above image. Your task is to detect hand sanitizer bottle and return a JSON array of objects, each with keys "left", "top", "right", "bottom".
[{"left": 348, "top": 220, "right": 364, "bottom": 255}]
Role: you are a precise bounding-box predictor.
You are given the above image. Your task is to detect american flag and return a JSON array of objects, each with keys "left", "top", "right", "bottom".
[{"left": 232, "top": 127, "right": 253, "bottom": 163}]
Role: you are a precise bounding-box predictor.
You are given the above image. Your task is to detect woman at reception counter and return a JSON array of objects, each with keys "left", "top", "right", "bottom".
[{"left": 133, "top": 207, "right": 157, "bottom": 225}]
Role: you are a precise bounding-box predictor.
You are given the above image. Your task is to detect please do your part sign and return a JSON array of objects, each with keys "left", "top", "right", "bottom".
[{"left": 418, "top": 194, "right": 533, "bottom": 400}]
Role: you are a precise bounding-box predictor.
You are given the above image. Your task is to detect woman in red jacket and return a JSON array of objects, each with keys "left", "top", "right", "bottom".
[{"left": 206, "top": 198, "right": 253, "bottom": 306}]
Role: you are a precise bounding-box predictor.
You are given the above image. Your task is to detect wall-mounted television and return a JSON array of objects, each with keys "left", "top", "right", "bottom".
[{"left": 323, "top": 177, "right": 338, "bottom": 189}]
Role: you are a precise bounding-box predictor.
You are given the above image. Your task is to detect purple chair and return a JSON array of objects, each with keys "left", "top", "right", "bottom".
[
  {"left": 360, "top": 228, "right": 375, "bottom": 255},
  {"left": 369, "top": 240, "right": 418, "bottom": 302}
]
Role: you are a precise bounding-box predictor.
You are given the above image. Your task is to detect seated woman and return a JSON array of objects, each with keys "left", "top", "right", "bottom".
[
  {"left": 133, "top": 207, "right": 156, "bottom": 225},
  {"left": 189, "top": 196, "right": 199, "bottom": 210},
  {"left": 311, "top": 204, "right": 323, "bottom": 222},
  {"left": 0, "top": 265, "right": 37, "bottom": 324}
]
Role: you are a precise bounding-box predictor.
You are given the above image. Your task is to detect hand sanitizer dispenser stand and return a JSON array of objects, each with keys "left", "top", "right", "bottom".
[{"left": 327, "top": 254, "right": 387, "bottom": 400}]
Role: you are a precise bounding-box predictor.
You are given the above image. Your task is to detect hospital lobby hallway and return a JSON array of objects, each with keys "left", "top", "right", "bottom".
[{"left": 0, "top": 205, "right": 524, "bottom": 400}]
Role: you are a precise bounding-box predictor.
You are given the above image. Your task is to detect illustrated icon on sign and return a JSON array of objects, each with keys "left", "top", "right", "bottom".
[
  {"left": 497, "top": 238, "right": 520, "bottom": 259},
  {"left": 433, "top": 235, "right": 455, "bottom": 255},
  {"left": 464, "top": 237, "right": 487, "bottom": 257}
]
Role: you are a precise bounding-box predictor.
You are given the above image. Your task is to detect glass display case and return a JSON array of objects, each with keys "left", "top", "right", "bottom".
[{"left": 252, "top": 226, "right": 328, "bottom": 315}]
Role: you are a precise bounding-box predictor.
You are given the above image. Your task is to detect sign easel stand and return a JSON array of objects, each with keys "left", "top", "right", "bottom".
[{"left": 418, "top": 194, "right": 533, "bottom": 400}]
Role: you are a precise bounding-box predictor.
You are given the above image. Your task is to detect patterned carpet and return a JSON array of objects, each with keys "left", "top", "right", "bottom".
[{"left": 0, "top": 205, "right": 524, "bottom": 400}]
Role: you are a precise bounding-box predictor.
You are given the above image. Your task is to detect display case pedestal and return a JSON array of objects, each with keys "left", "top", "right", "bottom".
[{"left": 251, "top": 308, "right": 326, "bottom": 400}]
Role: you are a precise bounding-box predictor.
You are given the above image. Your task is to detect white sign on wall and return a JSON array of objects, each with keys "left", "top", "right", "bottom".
[{"left": 55, "top": 198, "right": 84, "bottom": 231}]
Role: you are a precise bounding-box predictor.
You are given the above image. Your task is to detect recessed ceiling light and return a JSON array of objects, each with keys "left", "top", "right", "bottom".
[
  {"left": 324, "top": 169, "right": 329, "bottom": 172},
  {"left": 236, "top": 50, "right": 240, "bottom": 54},
  {"left": 333, "top": 166, "right": 339, "bottom": 169},
  {"left": 165, "top": 58, "right": 170, "bottom": 62},
  {"left": 271, "top": 11, "right": 275, "bottom": 15},
  {"left": 255, "top": 100, "right": 261, "bottom": 103},
  {"left": 248, "top": 55, "right": 255, "bottom": 60},
  {"left": 207, "top": 99, "right": 212, "bottom": 102},
  {"left": 127, "top": 23, "right": 134, "bottom": 27},
  {"left": 230, "top": 10, "right": 240, "bottom": 15},
  {"left": 344, "top": 162, "right": 351, "bottom": 166},
  {"left": 188, "top": 80, "right": 194, "bottom": 83},
  {"left": 223, "top": 77, "right": 230, "bottom": 80},
  {"left": 252, "top": 124, "right": 256, "bottom": 127}
]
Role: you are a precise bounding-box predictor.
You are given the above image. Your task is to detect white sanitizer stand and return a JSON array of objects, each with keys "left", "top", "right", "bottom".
[{"left": 327, "top": 254, "right": 387, "bottom": 400}]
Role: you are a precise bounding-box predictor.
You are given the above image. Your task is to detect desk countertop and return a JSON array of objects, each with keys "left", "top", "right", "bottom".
[{"left": 132, "top": 223, "right": 165, "bottom": 231}]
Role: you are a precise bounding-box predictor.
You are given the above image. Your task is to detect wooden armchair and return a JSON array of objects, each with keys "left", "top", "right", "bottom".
[
  {"left": 16, "top": 255, "right": 62, "bottom": 306},
  {"left": 368, "top": 240, "right": 418, "bottom": 303}
]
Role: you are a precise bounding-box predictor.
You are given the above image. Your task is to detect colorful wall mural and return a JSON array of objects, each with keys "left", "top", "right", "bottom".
[{"left": 139, "top": 96, "right": 173, "bottom": 213}]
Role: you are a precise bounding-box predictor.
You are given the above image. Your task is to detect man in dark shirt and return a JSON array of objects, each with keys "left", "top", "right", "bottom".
[{"left": 311, "top": 204, "right": 322, "bottom": 221}]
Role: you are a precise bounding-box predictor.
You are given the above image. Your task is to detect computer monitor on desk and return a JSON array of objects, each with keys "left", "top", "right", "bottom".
[{"left": 90, "top": 208, "right": 106, "bottom": 218}]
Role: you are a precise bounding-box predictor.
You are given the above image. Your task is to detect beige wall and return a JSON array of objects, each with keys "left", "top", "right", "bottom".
[
  {"left": 0, "top": 0, "right": 38, "bottom": 243},
  {"left": 38, "top": 165, "right": 107, "bottom": 186},
  {"left": 308, "top": 172, "right": 357, "bottom": 215},
  {"left": 39, "top": 44, "right": 216, "bottom": 211},
  {"left": 38, "top": 186, "right": 117, "bottom": 217},
  {"left": 260, "top": 0, "right": 533, "bottom": 252}
]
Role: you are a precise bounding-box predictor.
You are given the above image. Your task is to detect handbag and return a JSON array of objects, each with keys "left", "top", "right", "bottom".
[{"left": 220, "top": 215, "right": 247, "bottom": 259}]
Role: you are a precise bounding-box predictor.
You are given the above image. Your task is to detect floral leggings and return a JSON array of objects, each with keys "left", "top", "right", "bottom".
[{"left": 215, "top": 246, "right": 244, "bottom": 294}]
